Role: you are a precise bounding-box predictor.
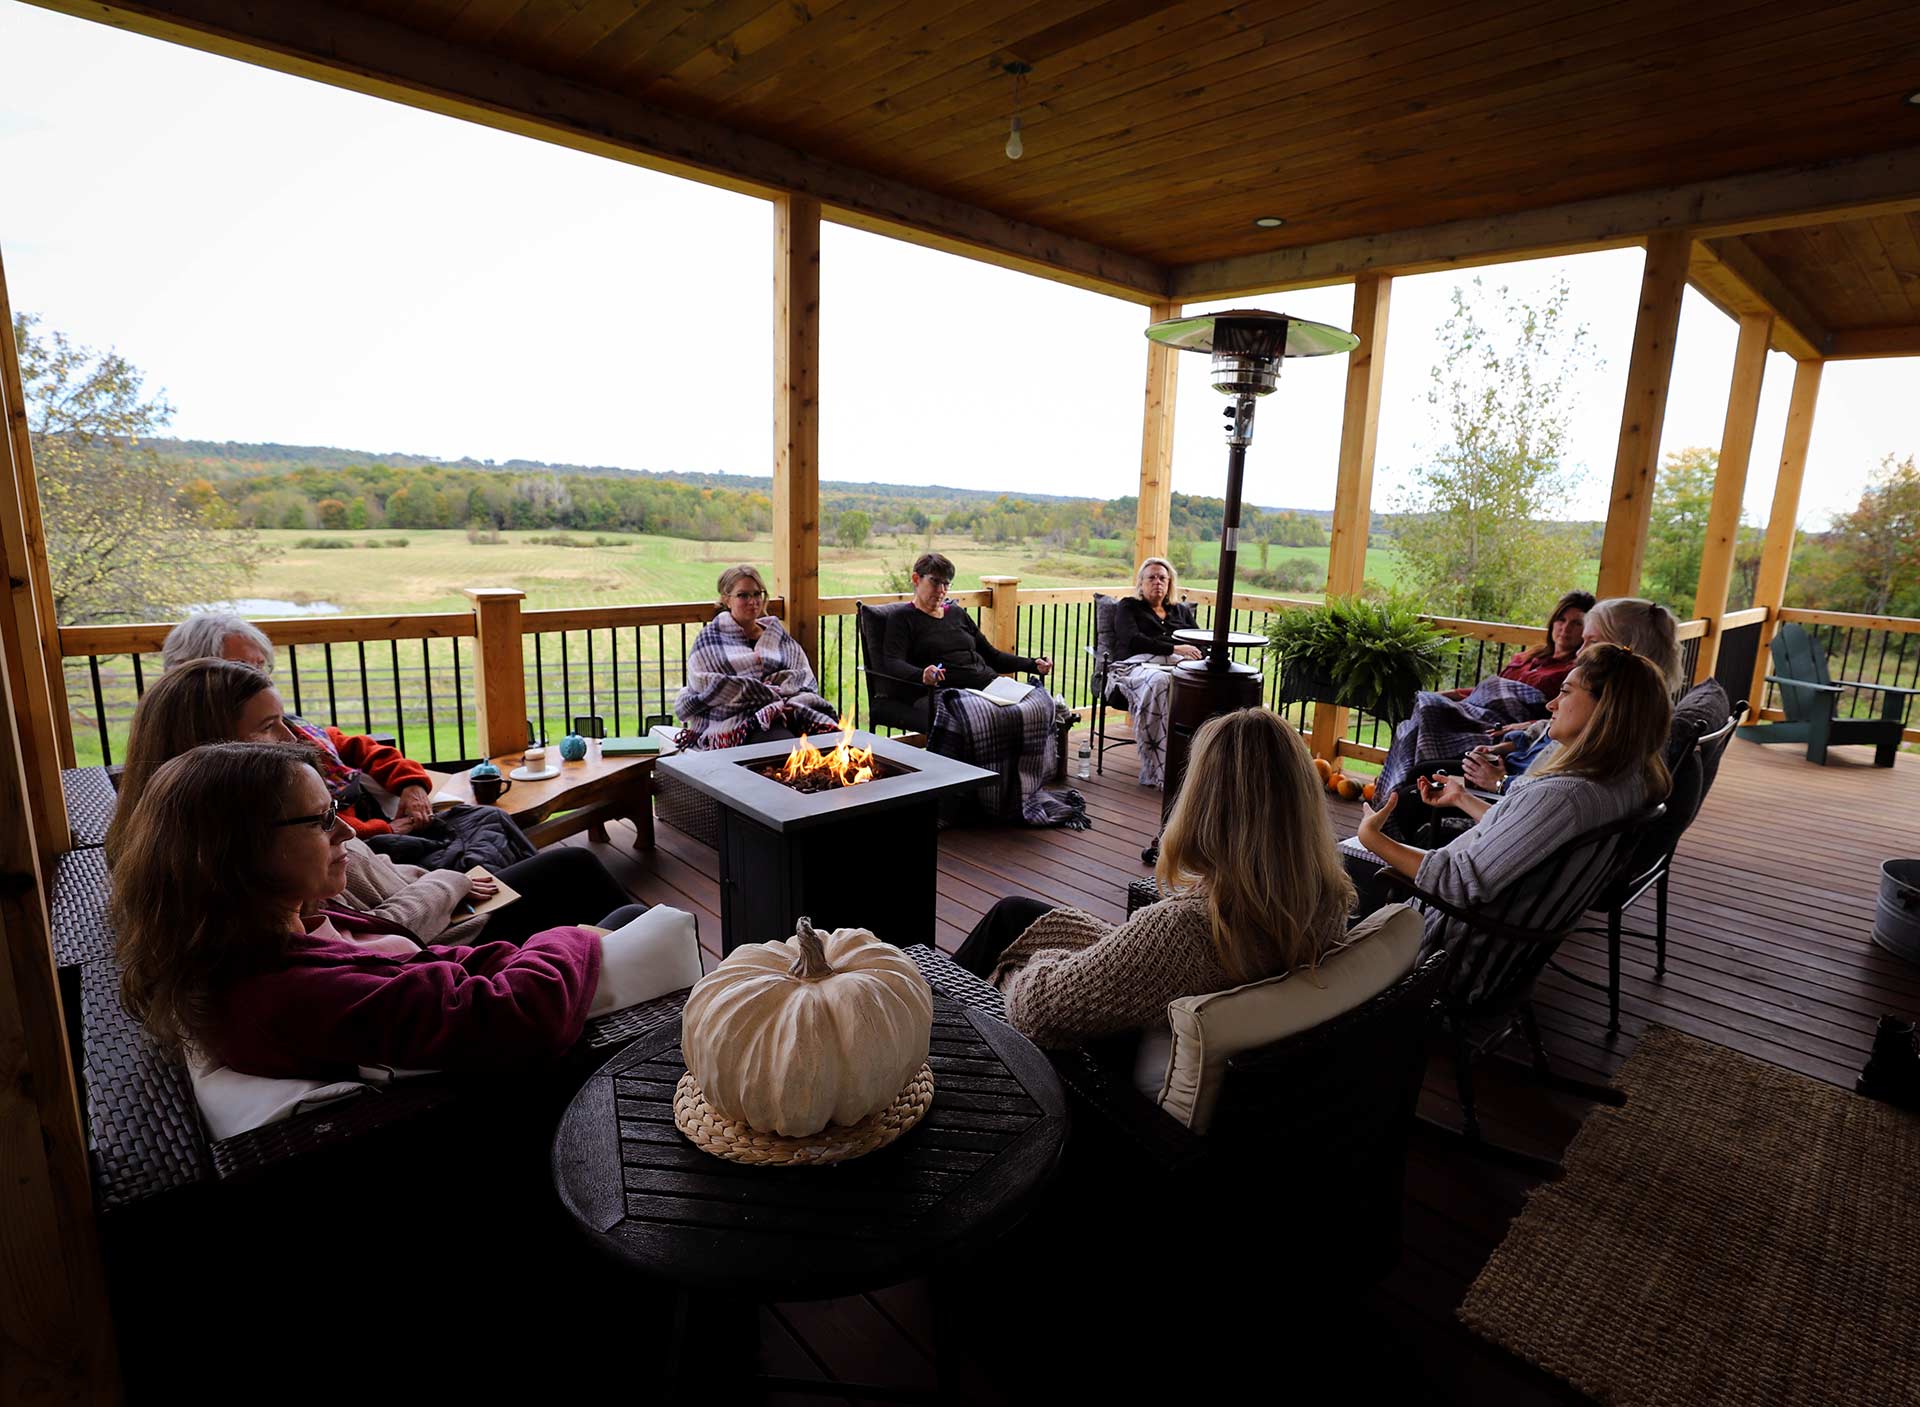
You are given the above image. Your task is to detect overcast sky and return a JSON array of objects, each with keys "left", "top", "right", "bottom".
[{"left": 2, "top": 2, "right": 1913, "bottom": 530}]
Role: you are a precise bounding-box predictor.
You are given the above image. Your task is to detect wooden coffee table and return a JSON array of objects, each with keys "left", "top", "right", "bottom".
[{"left": 432, "top": 746, "right": 660, "bottom": 849}]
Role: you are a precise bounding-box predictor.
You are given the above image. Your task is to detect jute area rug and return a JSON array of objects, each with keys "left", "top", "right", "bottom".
[{"left": 1461, "top": 1027, "right": 1920, "bottom": 1406}]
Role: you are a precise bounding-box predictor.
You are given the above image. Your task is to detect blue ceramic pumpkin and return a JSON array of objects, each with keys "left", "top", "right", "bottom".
[
  {"left": 559, "top": 733, "right": 589, "bottom": 762},
  {"left": 469, "top": 759, "right": 502, "bottom": 780}
]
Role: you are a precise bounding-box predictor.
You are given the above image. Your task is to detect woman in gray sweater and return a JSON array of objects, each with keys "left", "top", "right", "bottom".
[{"left": 1356, "top": 642, "right": 1672, "bottom": 952}]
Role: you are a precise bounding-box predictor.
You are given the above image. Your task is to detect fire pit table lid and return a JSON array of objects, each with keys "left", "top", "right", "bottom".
[{"left": 656, "top": 730, "right": 995, "bottom": 832}]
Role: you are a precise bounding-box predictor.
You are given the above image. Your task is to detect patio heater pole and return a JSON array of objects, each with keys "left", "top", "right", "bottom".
[{"left": 1142, "top": 310, "right": 1360, "bottom": 835}]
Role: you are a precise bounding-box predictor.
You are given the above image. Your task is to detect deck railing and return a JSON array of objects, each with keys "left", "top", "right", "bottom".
[{"left": 53, "top": 582, "right": 1908, "bottom": 768}]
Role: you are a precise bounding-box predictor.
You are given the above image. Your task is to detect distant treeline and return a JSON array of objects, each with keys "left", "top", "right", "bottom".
[{"left": 156, "top": 440, "right": 1344, "bottom": 549}]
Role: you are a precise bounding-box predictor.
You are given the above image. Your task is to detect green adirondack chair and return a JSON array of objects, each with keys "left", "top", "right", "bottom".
[{"left": 1735, "top": 621, "right": 1916, "bottom": 766}]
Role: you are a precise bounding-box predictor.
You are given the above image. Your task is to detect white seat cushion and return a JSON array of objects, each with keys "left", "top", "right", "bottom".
[{"left": 1135, "top": 903, "right": 1425, "bottom": 1134}]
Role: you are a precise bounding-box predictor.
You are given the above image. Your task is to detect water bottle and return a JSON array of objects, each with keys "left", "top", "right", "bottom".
[{"left": 1076, "top": 740, "right": 1092, "bottom": 780}]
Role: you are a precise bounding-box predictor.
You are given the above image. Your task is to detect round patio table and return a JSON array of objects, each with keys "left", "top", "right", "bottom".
[{"left": 551, "top": 989, "right": 1068, "bottom": 1396}]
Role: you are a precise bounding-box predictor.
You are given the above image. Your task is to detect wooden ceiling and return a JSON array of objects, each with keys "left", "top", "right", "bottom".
[
  {"left": 25, "top": 0, "right": 1920, "bottom": 329},
  {"left": 333, "top": 0, "right": 1920, "bottom": 262},
  {"left": 1692, "top": 211, "right": 1920, "bottom": 358}
]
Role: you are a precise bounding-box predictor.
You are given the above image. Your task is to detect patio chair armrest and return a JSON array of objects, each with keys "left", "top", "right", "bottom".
[
  {"left": 858, "top": 662, "right": 938, "bottom": 695},
  {"left": 1763, "top": 673, "right": 1842, "bottom": 693},
  {"left": 1047, "top": 1047, "right": 1207, "bottom": 1177},
  {"left": 1832, "top": 677, "right": 1920, "bottom": 698},
  {"left": 1375, "top": 866, "right": 1480, "bottom": 928}
]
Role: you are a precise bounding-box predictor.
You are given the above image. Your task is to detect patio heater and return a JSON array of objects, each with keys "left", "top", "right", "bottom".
[{"left": 1144, "top": 310, "right": 1360, "bottom": 822}]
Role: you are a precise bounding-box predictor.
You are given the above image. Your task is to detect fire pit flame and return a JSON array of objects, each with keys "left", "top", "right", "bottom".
[{"left": 776, "top": 717, "right": 878, "bottom": 789}]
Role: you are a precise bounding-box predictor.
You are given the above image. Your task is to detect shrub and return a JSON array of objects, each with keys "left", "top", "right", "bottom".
[{"left": 295, "top": 537, "right": 351, "bottom": 549}]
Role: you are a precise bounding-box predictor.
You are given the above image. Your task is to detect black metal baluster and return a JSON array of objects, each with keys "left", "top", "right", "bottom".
[
  {"left": 452, "top": 638, "right": 467, "bottom": 760},
  {"left": 851, "top": 610, "right": 863, "bottom": 730},
  {"left": 587, "top": 629, "right": 597, "bottom": 724},
  {"left": 130, "top": 651, "right": 145, "bottom": 701},
  {"left": 323, "top": 642, "right": 339, "bottom": 726},
  {"left": 560, "top": 631, "right": 572, "bottom": 727},
  {"left": 610, "top": 628, "right": 621, "bottom": 736},
  {"left": 90, "top": 656, "right": 112, "bottom": 766},
  {"left": 357, "top": 641, "right": 373, "bottom": 736},
  {"left": 288, "top": 644, "right": 305, "bottom": 717},
  {"left": 389, "top": 640, "right": 407, "bottom": 758},
  {"left": 421, "top": 640, "right": 438, "bottom": 763},
  {"left": 533, "top": 635, "right": 548, "bottom": 743}
]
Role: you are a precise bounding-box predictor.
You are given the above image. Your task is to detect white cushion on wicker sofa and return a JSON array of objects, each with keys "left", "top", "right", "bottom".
[{"left": 1133, "top": 903, "right": 1425, "bottom": 1133}]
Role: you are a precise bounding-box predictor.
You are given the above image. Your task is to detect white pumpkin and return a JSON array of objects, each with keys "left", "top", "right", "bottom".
[{"left": 681, "top": 917, "right": 933, "bottom": 1137}]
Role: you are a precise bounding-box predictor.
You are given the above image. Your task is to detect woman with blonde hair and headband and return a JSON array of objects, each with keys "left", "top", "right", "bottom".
[{"left": 1108, "top": 556, "right": 1202, "bottom": 788}]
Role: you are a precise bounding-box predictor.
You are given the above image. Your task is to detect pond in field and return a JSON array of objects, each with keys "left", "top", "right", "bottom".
[{"left": 190, "top": 597, "right": 342, "bottom": 616}]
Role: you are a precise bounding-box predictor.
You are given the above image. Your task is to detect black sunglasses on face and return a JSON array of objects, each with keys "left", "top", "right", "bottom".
[{"left": 274, "top": 799, "right": 341, "bottom": 831}]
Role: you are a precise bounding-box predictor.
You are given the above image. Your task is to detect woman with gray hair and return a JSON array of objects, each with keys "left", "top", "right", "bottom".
[
  {"left": 161, "top": 611, "right": 274, "bottom": 674},
  {"left": 1109, "top": 557, "right": 1201, "bottom": 788}
]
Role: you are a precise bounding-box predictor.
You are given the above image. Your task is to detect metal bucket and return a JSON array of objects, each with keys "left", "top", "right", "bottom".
[{"left": 1874, "top": 860, "right": 1920, "bottom": 963}]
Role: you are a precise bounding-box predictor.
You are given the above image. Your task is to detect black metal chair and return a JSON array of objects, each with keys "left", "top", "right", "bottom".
[
  {"left": 1085, "top": 592, "right": 1137, "bottom": 775},
  {"left": 1739, "top": 621, "right": 1915, "bottom": 766},
  {"left": 1570, "top": 709, "right": 1743, "bottom": 1032},
  {"left": 854, "top": 600, "right": 938, "bottom": 735},
  {"left": 1380, "top": 801, "right": 1665, "bottom": 1148}
]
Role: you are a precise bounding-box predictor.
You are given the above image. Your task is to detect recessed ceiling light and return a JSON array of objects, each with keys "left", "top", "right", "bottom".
[
  {"left": 1908, "top": 89, "right": 1920, "bottom": 106},
  {"left": 1253, "top": 216, "right": 1285, "bottom": 229}
]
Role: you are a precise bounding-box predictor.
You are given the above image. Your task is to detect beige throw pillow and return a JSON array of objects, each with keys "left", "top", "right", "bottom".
[{"left": 1140, "top": 903, "right": 1425, "bottom": 1134}]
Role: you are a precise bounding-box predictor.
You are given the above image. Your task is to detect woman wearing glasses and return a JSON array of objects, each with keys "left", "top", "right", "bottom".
[
  {"left": 113, "top": 742, "right": 612, "bottom": 1077},
  {"left": 673, "top": 564, "right": 840, "bottom": 750},
  {"left": 107, "top": 658, "right": 643, "bottom": 944}
]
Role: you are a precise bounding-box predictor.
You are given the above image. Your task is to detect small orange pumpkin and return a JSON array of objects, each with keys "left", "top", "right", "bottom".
[
  {"left": 1313, "top": 757, "right": 1332, "bottom": 783},
  {"left": 1361, "top": 781, "right": 1377, "bottom": 803},
  {"left": 1334, "top": 775, "right": 1363, "bottom": 801}
]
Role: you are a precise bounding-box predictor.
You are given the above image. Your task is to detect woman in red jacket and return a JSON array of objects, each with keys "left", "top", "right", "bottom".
[{"left": 113, "top": 741, "right": 603, "bottom": 1079}]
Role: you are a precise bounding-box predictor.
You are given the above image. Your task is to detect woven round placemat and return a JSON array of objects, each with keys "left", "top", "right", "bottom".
[{"left": 673, "top": 1064, "right": 935, "bottom": 1166}]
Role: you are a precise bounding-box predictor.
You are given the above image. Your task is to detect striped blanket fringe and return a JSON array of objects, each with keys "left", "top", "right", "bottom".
[
  {"left": 1372, "top": 676, "right": 1549, "bottom": 803},
  {"left": 931, "top": 686, "right": 1090, "bottom": 830}
]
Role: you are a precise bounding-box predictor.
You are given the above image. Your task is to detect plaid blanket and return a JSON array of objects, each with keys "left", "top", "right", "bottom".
[
  {"left": 1372, "top": 676, "right": 1549, "bottom": 804},
  {"left": 673, "top": 613, "right": 839, "bottom": 751},
  {"left": 930, "top": 685, "right": 1089, "bottom": 829}
]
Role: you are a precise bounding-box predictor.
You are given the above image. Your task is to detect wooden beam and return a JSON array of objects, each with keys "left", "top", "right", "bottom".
[
  {"left": 1597, "top": 232, "right": 1690, "bottom": 600},
  {"left": 1133, "top": 299, "right": 1180, "bottom": 566},
  {"left": 1171, "top": 147, "right": 1920, "bottom": 301},
  {"left": 774, "top": 195, "right": 822, "bottom": 668},
  {"left": 980, "top": 576, "right": 1021, "bottom": 656},
  {"left": 1826, "top": 324, "right": 1920, "bottom": 359},
  {"left": 0, "top": 250, "right": 72, "bottom": 769},
  {"left": 1692, "top": 312, "right": 1772, "bottom": 684},
  {"left": 463, "top": 587, "right": 527, "bottom": 757},
  {"left": 1687, "top": 239, "right": 1826, "bottom": 361},
  {"left": 1314, "top": 273, "right": 1391, "bottom": 762},
  {"left": 27, "top": 0, "right": 1168, "bottom": 302},
  {"left": 0, "top": 264, "right": 68, "bottom": 853},
  {"left": 1749, "top": 359, "right": 1825, "bottom": 713},
  {"left": 0, "top": 421, "right": 118, "bottom": 1400}
]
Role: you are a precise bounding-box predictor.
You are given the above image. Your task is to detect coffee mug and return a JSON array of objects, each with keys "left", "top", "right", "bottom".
[{"left": 469, "top": 762, "right": 513, "bottom": 806}]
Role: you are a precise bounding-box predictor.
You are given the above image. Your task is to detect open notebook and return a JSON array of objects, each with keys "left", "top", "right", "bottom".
[{"left": 969, "top": 677, "right": 1035, "bottom": 707}]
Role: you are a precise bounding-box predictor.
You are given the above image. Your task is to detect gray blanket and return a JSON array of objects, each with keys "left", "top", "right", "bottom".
[{"left": 930, "top": 685, "right": 1089, "bottom": 829}]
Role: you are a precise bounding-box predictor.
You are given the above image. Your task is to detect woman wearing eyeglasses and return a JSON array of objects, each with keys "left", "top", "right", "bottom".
[
  {"left": 673, "top": 563, "right": 840, "bottom": 750},
  {"left": 107, "top": 658, "right": 642, "bottom": 945},
  {"left": 113, "top": 742, "right": 613, "bottom": 1078}
]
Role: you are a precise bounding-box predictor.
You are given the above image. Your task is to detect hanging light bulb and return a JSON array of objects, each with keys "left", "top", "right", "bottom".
[{"left": 1003, "top": 61, "right": 1031, "bottom": 161}]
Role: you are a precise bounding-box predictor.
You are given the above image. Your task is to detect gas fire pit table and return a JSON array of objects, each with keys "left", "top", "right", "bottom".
[{"left": 656, "top": 730, "right": 994, "bottom": 953}]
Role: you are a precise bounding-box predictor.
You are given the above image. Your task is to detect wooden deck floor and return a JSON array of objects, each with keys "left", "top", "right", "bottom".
[{"left": 570, "top": 731, "right": 1920, "bottom": 1404}]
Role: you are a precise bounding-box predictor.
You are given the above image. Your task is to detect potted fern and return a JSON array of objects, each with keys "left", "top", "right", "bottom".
[{"left": 1264, "top": 595, "right": 1455, "bottom": 727}]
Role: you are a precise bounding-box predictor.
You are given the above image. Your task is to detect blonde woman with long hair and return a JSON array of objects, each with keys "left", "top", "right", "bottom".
[
  {"left": 953, "top": 708, "right": 1355, "bottom": 1049},
  {"left": 1108, "top": 555, "right": 1201, "bottom": 788}
]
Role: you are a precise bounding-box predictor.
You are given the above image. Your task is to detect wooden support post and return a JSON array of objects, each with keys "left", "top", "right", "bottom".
[
  {"left": 0, "top": 250, "right": 73, "bottom": 770},
  {"left": 0, "top": 265, "right": 68, "bottom": 852},
  {"left": 1134, "top": 298, "right": 1180, "bottom": 565},
  {"left": 1597, "top": 232, "right": 1690, "bottom": 599},
  {"left": 981, "top": 576, "right": 1022, "bottom": 657},
  {"left": 463, "top": 587, "right": 527, "bottom": 757},
  {"left": 0, "top": 396, "right": 118, "bottom": 1397},
  {"left": 1692, "top": 312, "right": 1773, "bottom": 683},
  {"left": 1313, "top": 275, "right": 1393, "bottom": 761},
  {"left": 1748, "top": 359, "right": 1825, "bottom": 711},
  {"left": 774, "top": 194, "right": 822, "bottom": 667}
]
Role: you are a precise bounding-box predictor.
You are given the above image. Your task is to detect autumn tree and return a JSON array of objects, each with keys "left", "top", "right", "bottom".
[
  {"left": 1640, "top": 446, "right": 1720, "bottom": 617},
  {"left": 836, "top": 509, "right": 871, "bottom": 551},
  {"left": 1391, "top": 277, "right": 1594, "bottom": 623},
  {"left": 1793, "top": 454, "right": 1920, "bottom": 616},
  {"left": 13, "top": 312, "right": 275, "bottom": 624}
]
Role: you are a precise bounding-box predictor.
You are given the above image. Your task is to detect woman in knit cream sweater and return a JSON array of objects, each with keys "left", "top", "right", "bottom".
[{"left": 954, "top": 708, "right": 1354, "bottom": 1049}]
